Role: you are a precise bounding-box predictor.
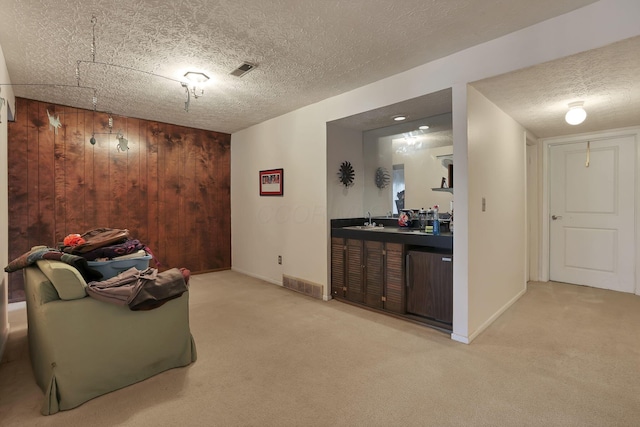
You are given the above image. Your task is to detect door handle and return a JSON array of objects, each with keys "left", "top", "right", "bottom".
[{"left": 551, "top": 215, "right": 563, "bottom": 220}]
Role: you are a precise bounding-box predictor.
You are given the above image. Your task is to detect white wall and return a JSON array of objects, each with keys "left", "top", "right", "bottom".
[
  {"left": 231, "top": 104, "right": 329, "bottom": 289},
  {"left": 327, "top": 124, "right": 365, "bottom": 220},
  {"left": 0, "top": 42, "right": 16, "bottom": 361},
  {"left": 465, "top": 86, "right": 527, "bottom": 339},
  {"left": 230, "top": 0, "right": 640, "bottom": 343}
]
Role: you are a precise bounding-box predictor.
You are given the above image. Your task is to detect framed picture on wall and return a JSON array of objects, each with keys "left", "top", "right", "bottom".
[{"left": 259, "top": 168, "right": 284, "bottom": 196}]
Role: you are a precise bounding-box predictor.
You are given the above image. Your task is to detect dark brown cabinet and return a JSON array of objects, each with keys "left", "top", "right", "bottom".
[
  {"left": 331, "top": 237, "right": 404, "bottom": 313},
  {"left": 330, "top": 237, "right": 347, "bottom": 298},
  {"left": 362, "top": 240, "right": 383, "bottom": 308},
  {"left": 406, "top": 250, "right": 453, "bottom": 325},
  {"left": 384, "top": 243, "right": 404, "bottom": 314}
]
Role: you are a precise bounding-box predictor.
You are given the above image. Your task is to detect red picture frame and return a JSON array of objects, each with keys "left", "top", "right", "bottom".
[{"left": 259, "top": 168, "right": 284, "bottom": 196}]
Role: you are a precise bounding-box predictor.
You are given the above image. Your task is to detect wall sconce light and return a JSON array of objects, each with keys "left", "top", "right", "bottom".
[{"left": 565, "top": 101, "right": 587, "bottom": 125}]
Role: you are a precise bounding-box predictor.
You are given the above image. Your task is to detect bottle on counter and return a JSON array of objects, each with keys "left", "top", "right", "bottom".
[
  {"left": 425, "top": 207, "right": 434, "bottom": 233},
  {"left": 418, "top": 208, "right": 427, "bottom": 229},
  {"left": 433, "top": 205, "right": 440, "bottom": 236}
]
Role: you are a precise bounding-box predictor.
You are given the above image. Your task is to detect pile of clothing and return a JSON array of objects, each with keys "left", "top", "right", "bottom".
[
  {"left": 60, "top": 227, "right": 152, "bottom": 263},
  {"left": 6, "top": 227, "right": 190, "bottom": 311},
  {"left": 63, "top": 227, "right": 190, "bottom": 310}
]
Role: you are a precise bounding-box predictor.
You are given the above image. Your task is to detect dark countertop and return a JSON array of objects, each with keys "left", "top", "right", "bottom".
[{"left": 331, "top": 218, "right": 453, "bottom": 251}]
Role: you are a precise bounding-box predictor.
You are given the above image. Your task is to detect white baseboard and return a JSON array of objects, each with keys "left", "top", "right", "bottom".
[
  {"left": 8, "top": 301, "right": 26, "bottom": 311},
  {"left": 450, "top": 333, "right": 470, "bottom": 344},
  {"left": 451, "top": 286, "right": 528, "bottom": 344},
  {"left": 230, "top": 267, "right": 282, "bottom": 287},
  {"left": 231, "top": 268, "right": 333, "bottom": 301}
]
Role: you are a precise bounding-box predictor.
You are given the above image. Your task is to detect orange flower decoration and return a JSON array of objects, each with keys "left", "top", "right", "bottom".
[{"left": 63, "top": 234, "right": 86, "bottom": 246}]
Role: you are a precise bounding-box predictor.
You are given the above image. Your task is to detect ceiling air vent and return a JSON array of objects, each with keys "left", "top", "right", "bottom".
[{"left": 230, "top": 62, "right": 257, "bottom": 77}]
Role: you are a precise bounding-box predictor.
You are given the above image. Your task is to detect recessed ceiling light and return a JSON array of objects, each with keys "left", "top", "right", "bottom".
[
  {"left": 419, "top": 125, "right": 429, "bottom": 130},
  {"left": 393, "top": 115, "right": 407, "bottom": 121}
]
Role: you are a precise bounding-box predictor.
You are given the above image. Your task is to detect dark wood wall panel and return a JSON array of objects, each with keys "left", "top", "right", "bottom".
[{"left": 7, "top": 98, "right": 231, "bottom": 302}]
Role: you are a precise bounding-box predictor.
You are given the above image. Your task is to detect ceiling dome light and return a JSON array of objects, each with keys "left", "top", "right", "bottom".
[
  {"left": 419, "top": 125, "right": 429, "bottom": 130},
  {"left": 565, "top": 101, "right": 587, "bottom": 125},
  {"left": 392, "top": 115, "right": 407, "bottom": 121}
]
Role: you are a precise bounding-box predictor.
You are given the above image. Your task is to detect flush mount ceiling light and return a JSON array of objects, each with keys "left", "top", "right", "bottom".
[
  {"left": 393, "top": 115, "right": 407, "bottom": 121},
  {"left": 565, "top": 101, "right": 587, "bottom": 125},
  {"left": 419, "top": 125, "right": 430, "bottom": 130}
]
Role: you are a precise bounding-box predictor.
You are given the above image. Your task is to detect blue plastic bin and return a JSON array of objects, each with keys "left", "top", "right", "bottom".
[{"left": 87, "top": 255, "right": 152, "bottom": 280}]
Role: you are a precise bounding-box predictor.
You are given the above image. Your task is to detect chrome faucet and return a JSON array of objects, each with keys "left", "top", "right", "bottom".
[{"left": 367, "top": 211, "right": 371, "bottom": 225}]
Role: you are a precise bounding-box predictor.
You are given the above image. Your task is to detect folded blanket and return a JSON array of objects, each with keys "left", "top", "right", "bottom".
[
  {"left": 86, "top": 267, "right": 188, "bottom": 311},
  {"left": 4, "top": 246, "right": 103, "bottom": 282},
  {"left": 4, "top": 246, "right": 51, "bottom": 272},
  {"left": 76, "top": 239, "right": 147, "bottom": 261}
]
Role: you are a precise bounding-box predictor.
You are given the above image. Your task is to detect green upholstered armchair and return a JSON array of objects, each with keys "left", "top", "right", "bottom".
[{"left": 23, "top": 260, "right": 197, "bottom": 415}]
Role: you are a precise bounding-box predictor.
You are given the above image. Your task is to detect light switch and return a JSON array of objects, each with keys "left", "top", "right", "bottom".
[{"left": 482, "top": 197, "right": 486, "bottom": 212}]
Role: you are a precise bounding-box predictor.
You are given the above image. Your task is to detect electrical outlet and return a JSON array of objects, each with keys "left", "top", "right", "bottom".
[{"left": 278, "top": 255, "right": 282, "bottom": 265}]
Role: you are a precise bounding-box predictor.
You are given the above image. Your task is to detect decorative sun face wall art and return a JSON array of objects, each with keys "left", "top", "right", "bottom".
[
  {"left": 338, "top": 161, "right": 355, "bottom": 187},
  {"left": 375, "top": 167, "right": 390, "bottom": 189}
]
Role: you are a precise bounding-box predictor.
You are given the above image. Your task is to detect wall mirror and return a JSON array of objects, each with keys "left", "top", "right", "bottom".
[
  {"left": 327, "top": 88, "right": 453, "bottom": 218},
  {"left": 363, "top": 111, "right": 453, "bottom": 217}
]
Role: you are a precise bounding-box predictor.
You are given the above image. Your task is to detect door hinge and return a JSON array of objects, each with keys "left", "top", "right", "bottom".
[
  {"left": 342, "top": 286, "right": 347, "bottom": 291},
  {"left": 381, "top": 296, "right": 387, "bottom": 302},
  {"left": 382, "top": 249, "right": 386, "bottom": 256}
]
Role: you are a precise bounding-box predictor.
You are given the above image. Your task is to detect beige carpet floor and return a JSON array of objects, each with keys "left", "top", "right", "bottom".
[{"left": 1, "top": 270, "right": 639, "bottom": 426}]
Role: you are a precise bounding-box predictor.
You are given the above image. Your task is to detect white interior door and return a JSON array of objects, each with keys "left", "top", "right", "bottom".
[{"left": 549, "top": 136, "right": 636, "bottom": 293}]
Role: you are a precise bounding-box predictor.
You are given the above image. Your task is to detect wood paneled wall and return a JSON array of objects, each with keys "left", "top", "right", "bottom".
[{"left": 7, "top": 98, "right": 231, "bottom": 302}]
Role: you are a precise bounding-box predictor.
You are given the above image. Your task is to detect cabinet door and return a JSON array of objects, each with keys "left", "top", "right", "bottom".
[
  {"left": 384, "top": 243, "right": 404, "bottom": 314},
  {"left": 406, "top": 251, "right": 453, "bottom": 324},
  {"left": 331, "top": 237, "right": 346, "bottom": 298},
  {"left": 345, "top": 239, "right": 365, "bottom": 303},
  {"left": 406, "top": 251, "right": 434, "bottom": 318},
  {"left": 364, "top": 240, "right": 384, "bottom": 308},
  {"left": 432, "top": 254, "right": 453, "bottom": 324}
]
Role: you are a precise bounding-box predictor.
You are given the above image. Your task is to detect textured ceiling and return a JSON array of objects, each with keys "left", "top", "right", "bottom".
[
  {"left": 472, "top": 36, "right": 640, "bottom": 139},
  {"left": 0, "top": 0, "right": 599, "bottom": 134}
]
